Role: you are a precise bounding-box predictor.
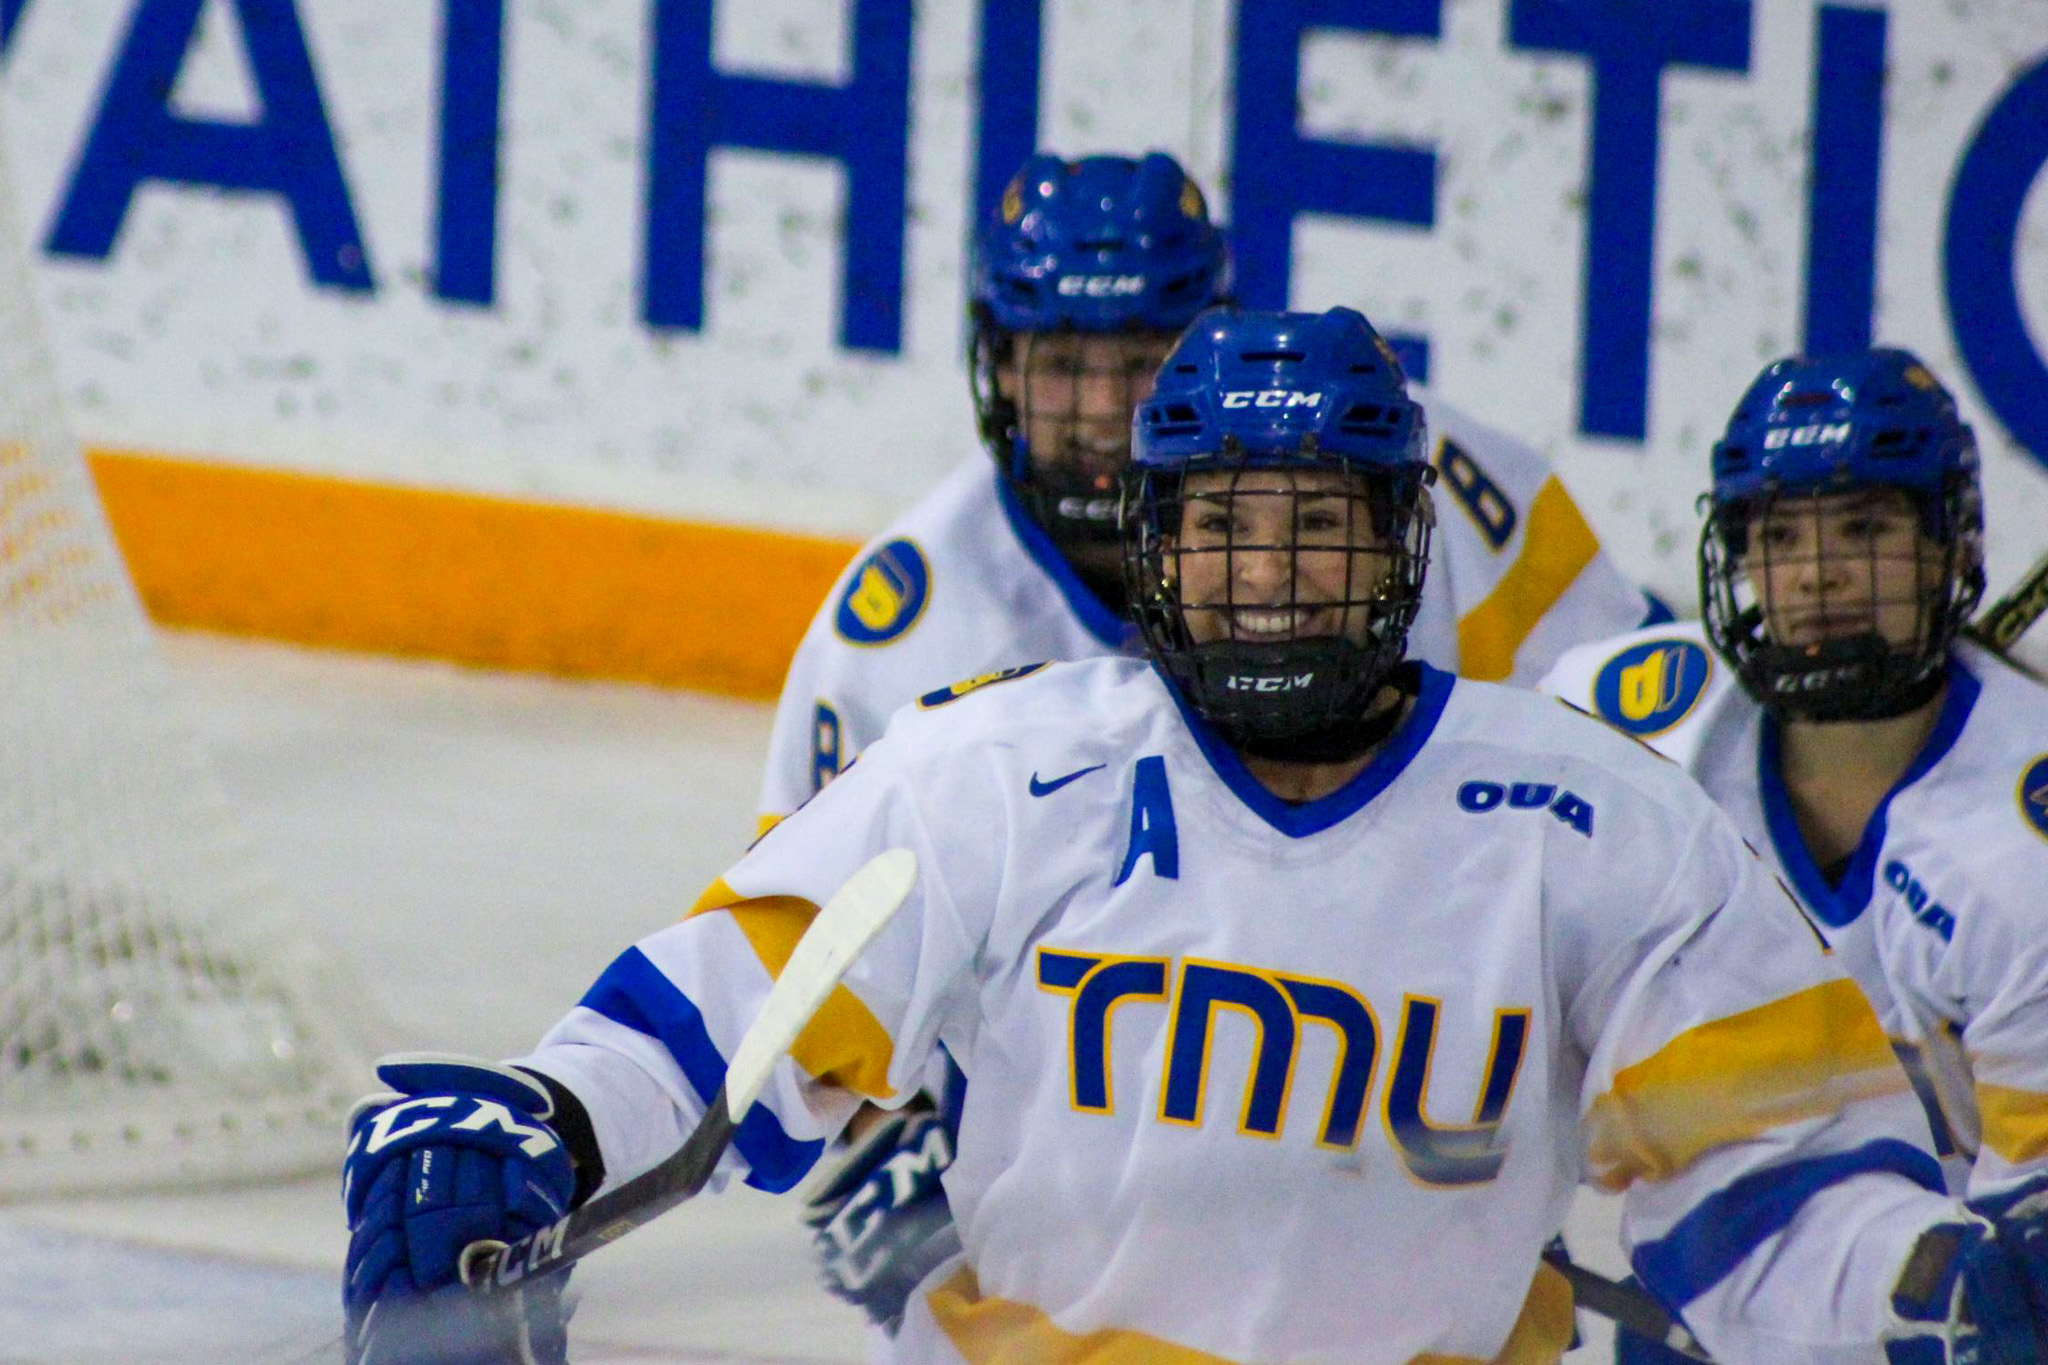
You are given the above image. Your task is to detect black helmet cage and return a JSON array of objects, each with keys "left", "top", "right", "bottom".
[
  {"left": 1699, "top": 473, "right": 1986, "bottom": 723},
  {"left": 1122, "top": 454, "right": 1436, "bottom": 756},
  {"left": 970, "top": 307, "right": 1180, "bottom": 548}
]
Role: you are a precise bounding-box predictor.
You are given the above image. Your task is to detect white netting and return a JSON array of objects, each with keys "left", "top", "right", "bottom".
[{"left": 0, "top": 150, "right": 374, "bottom": 1197}]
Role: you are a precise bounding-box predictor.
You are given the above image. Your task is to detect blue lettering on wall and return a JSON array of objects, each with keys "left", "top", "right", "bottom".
[
  {"left": 47, "top": 0, "right": 373, "bottom": 292},
  {"left": 1507, "top": 0, "right": 1751, "bottom": 439},
  {"left": 431, "top": 0, "right": 504, "bottom": 306},
  {"left": 643, "top": 0, "right": 913, "bottom": 353},
  {"left": 1229, "top": 0, "right": 1440, "bottom": 383},
  {"left": 1945, "top": 51, "right": 2048, "bottom": 473},
  {"left": 973, "top": 0, "right": 1042, "bottom": 245},
  {"left": 1, "top": 0, "right": 28, "bottom": 55},
  {"left": 1802, "top": 5, "right": 1885, "bottom": 355}
]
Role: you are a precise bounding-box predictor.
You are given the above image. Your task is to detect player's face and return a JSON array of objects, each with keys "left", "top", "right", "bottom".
[
  {"left": 1168, "top": 467, "right": 1396, "bottom": 647},
  {"left": 1742, "top": 488, "right": 1943, "bottom": 651},
  {"left": 1002, "top": 330, "right": 1176, "bottom": 495}
]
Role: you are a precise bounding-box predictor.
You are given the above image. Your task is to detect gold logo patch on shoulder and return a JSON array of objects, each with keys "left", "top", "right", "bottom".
[
  {"left": 1590, "top": 638, "right": 1713, "bottom": 737},
  {"left": 2019, "top": 753, "right": 2048, "bottom": 844},
  {"left": 834, "top": 539, "right": 932, "bottom": 647}
]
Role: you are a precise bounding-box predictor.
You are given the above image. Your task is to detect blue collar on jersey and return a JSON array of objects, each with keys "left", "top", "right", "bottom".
[
  {"left": 992, "top": 474, "right": 1135, "bottom": 651},
  {"left": 1164, "top": 662, "right": 1456, "bottom": 839},
  {"left": 1758, "top": 657, "right": 1982, "bottom": 927}
]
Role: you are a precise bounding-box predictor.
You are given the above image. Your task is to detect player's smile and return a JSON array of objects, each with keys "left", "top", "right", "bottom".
[{"left": 1228, "top": 606, "right": 1318, "bottom": 637}]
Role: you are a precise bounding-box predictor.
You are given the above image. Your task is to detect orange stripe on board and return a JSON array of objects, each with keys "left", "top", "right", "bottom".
[{"left": 88, "top": 449, "right": 861, "bottom": 698}]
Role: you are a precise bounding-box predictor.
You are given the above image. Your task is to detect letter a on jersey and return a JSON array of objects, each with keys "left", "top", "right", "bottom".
[{"left": 1114, "top": 756, "right": 1180, "bottom": 886}]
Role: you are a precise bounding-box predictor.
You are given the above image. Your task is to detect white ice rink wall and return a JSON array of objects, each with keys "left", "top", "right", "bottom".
[{"left": 5, "top": 0, "right": 2046, "bottom": 690}]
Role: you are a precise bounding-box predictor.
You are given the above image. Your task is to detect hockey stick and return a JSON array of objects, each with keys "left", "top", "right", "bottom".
[
  {"left": 1963, "top": 547, "right": 2048, "bottom": 660},
  {"left": 458, "top": 847, "right": 920, "bottom": 1293},
  {"left": 1543, "top": 1250, "right": 1715, "bottom": 1363}
]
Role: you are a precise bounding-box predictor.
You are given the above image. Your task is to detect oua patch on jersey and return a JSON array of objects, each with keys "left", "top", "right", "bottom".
[
  {"left": 833, "top": 538, "right": 932, "bottom": 646},
  {"left": 2020, "top": 753, "right": 2048, "bottom": 843},
  {"left": 1590, "top": 637, "right": 1714, "bottom": 737}
]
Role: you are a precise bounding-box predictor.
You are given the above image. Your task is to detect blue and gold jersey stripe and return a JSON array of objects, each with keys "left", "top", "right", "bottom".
[
  {"left": 1976, "top": 1081, "right": 2048, "bottom": 1165},
  {"left": 687, "top": 877, "right": 897, "bottom": 1101},
  {"left": 1584, "top": 978, "right": 1906, "bottom": 1188},
  {"left": 1455, "top": 477, "right": 1601, "bottom": 682}
]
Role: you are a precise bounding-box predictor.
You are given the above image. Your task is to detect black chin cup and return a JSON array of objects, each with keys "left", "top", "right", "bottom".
[
  {"left": 1745, "top": 633, "right": 1946, "bottom": 723},
  {"left": 1017, "top": 473, "right": 1125, "bottom": 548},
  {"left": 1154, "top": 636, "right": 1392, "bottom": 752}
]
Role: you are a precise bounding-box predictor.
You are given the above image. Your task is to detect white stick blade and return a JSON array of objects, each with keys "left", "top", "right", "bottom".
[{"left": 722, "top": 848, "right": 918, "bottom": 1119}]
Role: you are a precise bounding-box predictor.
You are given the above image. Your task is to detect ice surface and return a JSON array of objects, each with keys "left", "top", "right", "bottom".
[{"left": 0, "top": 633, "right": 1627, "bottom": 1362}]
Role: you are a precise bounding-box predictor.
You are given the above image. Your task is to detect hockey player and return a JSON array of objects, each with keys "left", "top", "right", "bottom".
[
  {"left": 343, "top": 313, "right": 2048, "bottom": 1365},
  {"left": 757, "top": 150, "right": 1669, "bottom": 830},
  {"left": 770, "top": 148, "right": 1666, "bottom": 1331},
  {"left": 1538, "top": 348, "right": 2048, "bottom": 1363}
]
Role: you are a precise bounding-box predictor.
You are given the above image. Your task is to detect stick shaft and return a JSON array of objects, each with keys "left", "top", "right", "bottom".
[
  {"left": 1966, "top": 549, "right": 2048, "bottom": 657},
  {"left": 460, "top": 848, "right": 918, "bottom": 1292},
  {"left": 1546, "top": 1256, "right": 1714, "bottom": 1363},
  {"left": 464, "top": 1086, "right": 738, "bottom": 1290}
]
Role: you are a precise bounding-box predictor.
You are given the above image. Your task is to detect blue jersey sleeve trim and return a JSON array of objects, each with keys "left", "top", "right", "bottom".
[
  {"left": 992, "top": 474, "right": 1135, "bottom": 651},
  {"left": 1759, "top": 658, "right": 1982, "bottom": 927},
  {"left": 580, "top": 946, "right": 826, "bottom": 1193},
  {"left": 1638, "top": 590, "right": 1678, "bottom": 627},
  {"left": 1163, "top": 663, "right": 1456, "bottom": 838},
  {"left": 1632, "top": 1138, "right": 1944, "bottom": 1311}
]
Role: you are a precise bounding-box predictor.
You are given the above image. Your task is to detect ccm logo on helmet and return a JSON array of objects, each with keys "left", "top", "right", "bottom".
[
  {"left": 1226, "top": 673, "right": 1314, "bottom": 693},
  {"left": 1057, "top": 274, "right": 1146, "bottom": 297},
  {"left": 1762, "top": 422, "right": 1853, "bottom": 449},
  {"left": 1221, "top": 390, "right": 1324, "bottom": 409}
]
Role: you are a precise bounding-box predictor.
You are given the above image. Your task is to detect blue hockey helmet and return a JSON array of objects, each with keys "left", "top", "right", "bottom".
[
  {"left": 969, "top": 153, "right": 1230, "bottom": 556},
  {"left": 972, "top": 152, "right": 1228, "bottom": 334},
  {"left": 1700, "top": 348, "right": 1986, "bottom": 721},
  {"left": 1122, "top": 308, "right": 1436, "bottom": 757}
]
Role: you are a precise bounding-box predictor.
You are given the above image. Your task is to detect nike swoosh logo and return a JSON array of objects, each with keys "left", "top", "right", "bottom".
[{"left": 1029, "top": 764, "right": 1106, "bottom": 798}]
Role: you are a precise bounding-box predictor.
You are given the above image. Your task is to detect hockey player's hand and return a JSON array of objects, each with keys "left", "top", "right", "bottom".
[
  {"left": 1888, "top": 1174, "right": 2048, "bottom": 1365},
  {"left": 804, "top": 1105, "right": 962, "bottom": 1332},
  {"left": 342, "top": 1054, "right": 577, "bottom": 1365}
]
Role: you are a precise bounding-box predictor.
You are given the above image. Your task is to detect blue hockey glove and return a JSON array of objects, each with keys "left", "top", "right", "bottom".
[
  {"left": 804, "top": 1106, "right": 962, "bottom": 1332},
  {"left": 1888, "top": 1174, "right": 2048, "bottom": 1365},
  {"left": 342, "top": 1054, "right": 580, "bottom": 1365}
]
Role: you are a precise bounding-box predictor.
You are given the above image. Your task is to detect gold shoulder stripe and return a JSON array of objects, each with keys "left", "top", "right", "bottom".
[
  {"left": 1456, "top": 476, "right": 1600, "bottom": 682},
  {"left": 1584, "top": 978, "right": 1905, "bottom": 1188},
  {"left": 1976, "top": 1082, "right": 2048, "bottom": 1165},
  {"left": 685, "top": 879, "right": 896, "bottom": 1099}
]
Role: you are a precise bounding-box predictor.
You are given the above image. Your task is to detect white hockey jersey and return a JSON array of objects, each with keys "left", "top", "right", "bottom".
[
  {"left": 525, "top": 657, "right": 1954, "bottom": 1365},
  {"left": 757, "top": 387, "right": 1668, "bottom": 824},
  {"left": 1540, "top": 623, "right": 2048, "bottom": 1197}
]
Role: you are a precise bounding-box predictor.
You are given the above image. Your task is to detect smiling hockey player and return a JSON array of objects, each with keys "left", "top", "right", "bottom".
[
  {"left": 341, "top": 315, "right": 2047, "bottom": 1365},
  {"left": 756, "top": 151, "right": 1668, "bottom": 830},
  {"left": 768, "top": 152, "right": 1668, "bottom": 1331},
  {"left": 1540, "top": 349, "right": 2048, "bottom": 1363}
]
